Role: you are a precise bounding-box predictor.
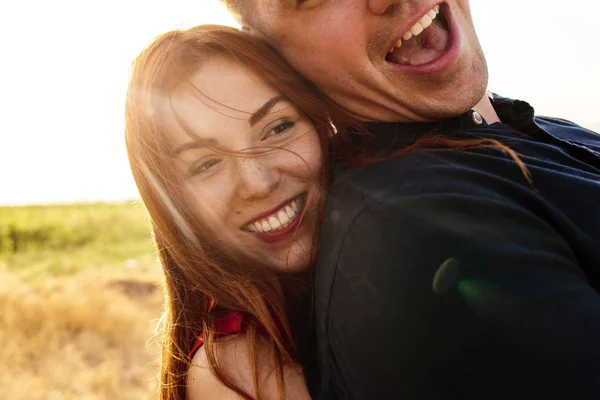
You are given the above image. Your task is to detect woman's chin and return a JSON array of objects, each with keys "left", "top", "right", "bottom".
[
  {"left": 257, "top": 238, "right": 313, "bottom": 273},
  {"left": 267, "top": 248, "right": 312, "bottom": 273},
  {"left": 244, "top": 216, "right": 316, "bottom": 273}
]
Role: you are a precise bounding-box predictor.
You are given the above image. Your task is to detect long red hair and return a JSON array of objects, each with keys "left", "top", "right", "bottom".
[
  {"left": 125, "top": 25, "right": 352, "bottom": 400},
  {"left": 125, "top": 24, "right": 529, "bottom": 400}
]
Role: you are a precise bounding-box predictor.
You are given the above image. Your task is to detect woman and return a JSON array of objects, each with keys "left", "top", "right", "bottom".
[{"left": 124, "top": 25, "right": 356, "bottom": 400}]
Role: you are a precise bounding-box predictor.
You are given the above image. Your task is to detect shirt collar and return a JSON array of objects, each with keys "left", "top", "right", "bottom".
[{"left": 363, "top": 94, "right": 537, "bottom": 148}]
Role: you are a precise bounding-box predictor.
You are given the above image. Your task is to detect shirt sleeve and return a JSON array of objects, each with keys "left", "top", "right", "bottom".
[{"left": 320, "top": 187, "right": 600, "bottom": 399}]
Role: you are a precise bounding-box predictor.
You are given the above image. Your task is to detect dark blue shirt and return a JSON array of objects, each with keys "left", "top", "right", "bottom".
[{"left": 314, "top": 96, "right": 600, "bottom": 399}]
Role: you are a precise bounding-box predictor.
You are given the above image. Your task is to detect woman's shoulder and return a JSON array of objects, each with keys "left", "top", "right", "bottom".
[
  {"left": 187, "top": 334, "right": 250, "bottom": 400},
  {"left": 187, "top": 334, "right": 311, "bottom": 400}
]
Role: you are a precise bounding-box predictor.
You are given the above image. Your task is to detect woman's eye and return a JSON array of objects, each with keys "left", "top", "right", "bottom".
[
  {"left": 263, "top": 120, "right": 295, "bottom": 140},
  {"left": 189, "top": 159, "right": 221, "bottom": 177}
]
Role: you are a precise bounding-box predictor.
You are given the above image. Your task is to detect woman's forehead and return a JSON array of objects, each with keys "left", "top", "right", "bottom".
[
  {"left": 176, "top": 57, "right": 280, "bottom": 113},
  {"left": 164, "top": 58, "right": 284, "bottom": 146}
]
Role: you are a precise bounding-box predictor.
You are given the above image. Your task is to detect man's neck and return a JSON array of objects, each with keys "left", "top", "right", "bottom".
[{"left": 472, "top": 92, "right": 500, "bottom": 124}]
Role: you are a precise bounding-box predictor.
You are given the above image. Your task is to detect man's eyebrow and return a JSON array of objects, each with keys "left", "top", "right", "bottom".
[
  {"left": 249, "top": 95, "right": 286, "bottom": 127},
  {"left": 174, "top": 138, "right": 219, "bottom": 156}
]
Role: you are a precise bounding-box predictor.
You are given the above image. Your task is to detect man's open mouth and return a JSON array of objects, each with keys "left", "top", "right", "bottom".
[{"left": 385, "top": 3, "right": 451, "bottom": 67}]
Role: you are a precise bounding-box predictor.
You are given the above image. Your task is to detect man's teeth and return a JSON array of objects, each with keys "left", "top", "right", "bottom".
[
  {"left": 390, "top": 4, "right": 440, "bottom": 51},
  {"left": 245, "top": 197, "right": 304, "bottom": 233}
]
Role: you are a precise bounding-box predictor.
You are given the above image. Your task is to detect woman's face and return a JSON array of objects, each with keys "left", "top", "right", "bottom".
[{"left": 165, "top": 57, "right": 322, "bottom": 273}]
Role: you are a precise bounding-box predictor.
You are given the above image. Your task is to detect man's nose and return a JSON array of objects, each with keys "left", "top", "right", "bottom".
[
  {"left": 235, "top": 156, "right": 280, "bottom": 201},
  {"left": 367, "top": 0, "right": 402, "bottom": 15}
]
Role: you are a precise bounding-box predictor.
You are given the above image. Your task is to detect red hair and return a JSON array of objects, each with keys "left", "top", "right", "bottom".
[{"left": 125, "top": 25, "right": 347, "bottom": 400}]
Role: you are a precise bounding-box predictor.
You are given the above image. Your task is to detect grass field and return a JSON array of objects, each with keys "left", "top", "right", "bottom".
[{"left": 0, "top": 202, "right": 163, "bottom": 400}]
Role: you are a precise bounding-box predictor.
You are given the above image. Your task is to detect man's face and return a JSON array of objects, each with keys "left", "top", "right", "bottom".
[{"left": 253, "top": 0, "right": 488, "bottom": 122}]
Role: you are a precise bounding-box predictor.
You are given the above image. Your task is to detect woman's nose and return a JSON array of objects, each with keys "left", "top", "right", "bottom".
[{"left": 235, "top": 155, "right": 281, "bottom": 201}]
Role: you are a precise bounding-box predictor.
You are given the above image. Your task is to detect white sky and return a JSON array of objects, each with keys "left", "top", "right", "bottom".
[{"left": 1, "top": 1, "right": 598, "bottom": 205}]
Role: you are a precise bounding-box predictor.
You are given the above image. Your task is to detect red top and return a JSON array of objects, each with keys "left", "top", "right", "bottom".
[{"left": 189, "top": 311, "right": 271, "bottom": 360}]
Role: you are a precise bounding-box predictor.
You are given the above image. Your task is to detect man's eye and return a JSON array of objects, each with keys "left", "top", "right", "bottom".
[
  {"left": 263, "top": 120, "right": 295, "bottom": 140},
  {"left": 189, "top": 159, "right": 221, "bottom": 177}
]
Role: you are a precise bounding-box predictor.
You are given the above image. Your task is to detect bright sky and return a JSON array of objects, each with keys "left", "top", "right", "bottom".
[{"left": 1, "top": 1, "right": 598, "bottom": 205}]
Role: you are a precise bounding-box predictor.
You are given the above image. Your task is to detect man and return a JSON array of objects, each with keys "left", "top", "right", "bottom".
[{"left": 221, "top": 1, "right": 600, "bottom": 398}]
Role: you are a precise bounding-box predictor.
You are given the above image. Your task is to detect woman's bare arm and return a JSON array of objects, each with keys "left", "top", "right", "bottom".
[{"left": 187, "top": 335, "right": 312, "bottom": 400}]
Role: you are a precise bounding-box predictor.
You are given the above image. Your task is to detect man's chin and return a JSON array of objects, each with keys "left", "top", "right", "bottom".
[
  {"left": 419, "top": 78, "right": 489, "bottom": 121},
  {"left": 426, "top": 96, "right": 485, "bottom": 120},
  {"left": 409, "top": 50, "right": 489, "bottom": 121},
  {"left": 390, "top": 93, "right": 488, "bottom": 123}
]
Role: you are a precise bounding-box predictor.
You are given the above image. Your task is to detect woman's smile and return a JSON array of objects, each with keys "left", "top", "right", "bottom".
[
  {"left": 242, "top": 192, "right": 308, "bottom": 243},
  {"left": 165, "top": 56, "right": 323, "bottom": 272}
]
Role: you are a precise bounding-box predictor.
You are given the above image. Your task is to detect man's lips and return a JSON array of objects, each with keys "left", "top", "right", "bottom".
[
  {"left": 387, "top": 17, "right": 449, "bottom": 66},
  {"left": 387, "top": 3, "right": 442, "bottom": 54},
  {"left": 385, "top": 2, "right": 458, "bottom": 74}
]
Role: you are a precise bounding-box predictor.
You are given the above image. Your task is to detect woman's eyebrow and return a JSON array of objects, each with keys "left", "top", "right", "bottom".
[
  {"left": 249, "top": 95, "right": 286, "bottom": 127},
  {"left": 174, "top": 137, "right": 219, "bottom": 156}
]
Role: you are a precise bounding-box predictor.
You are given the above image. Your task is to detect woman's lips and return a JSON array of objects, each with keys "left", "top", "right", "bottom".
[
  {"left": 253, "top": 207, "right": 306, "bottom": 244},
  {"left": 241, "top": 194, "right": 307, "bottom": 244}
]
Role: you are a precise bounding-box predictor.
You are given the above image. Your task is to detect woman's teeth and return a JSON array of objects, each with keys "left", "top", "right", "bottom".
[
  {"left": 389, "top": 4, "right": 440, "bottom": 52},
  {"left": 245, "top": 197, "right": 304, "bottom": 233}
]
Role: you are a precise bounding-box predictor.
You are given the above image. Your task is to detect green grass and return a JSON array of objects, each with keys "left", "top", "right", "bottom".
[
  {"left": 0, "top": 202, "right": 156, "bottom": 280},
  {"left": 0, "top": 202, "right": 163, "bottom": 399}
]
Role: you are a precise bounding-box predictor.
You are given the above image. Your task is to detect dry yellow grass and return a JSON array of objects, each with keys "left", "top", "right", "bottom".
[
  {"left": 0, "top": 202, "right": 166, "bottom": 400},
  {"left": 0, "top": 266, "right": 163, "bottom": 400}
]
